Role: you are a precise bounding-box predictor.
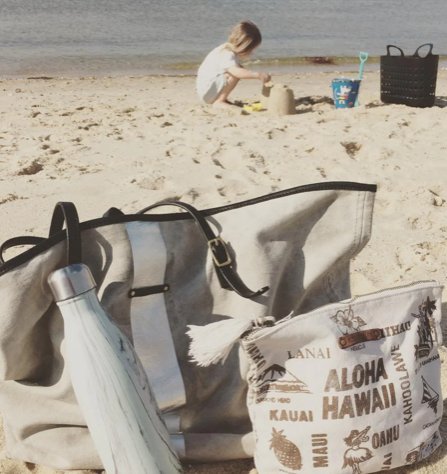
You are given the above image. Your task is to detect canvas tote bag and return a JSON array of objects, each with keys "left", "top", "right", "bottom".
[{"left": 0, "top": 181, "right": 376, "bottom": 469}]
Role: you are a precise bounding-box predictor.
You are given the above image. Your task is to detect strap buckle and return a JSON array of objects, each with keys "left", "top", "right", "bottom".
[{"left": 208, "top": 237, "right": 232, "bottom": 267}]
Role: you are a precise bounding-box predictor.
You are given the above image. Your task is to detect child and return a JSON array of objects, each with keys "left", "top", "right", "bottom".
[{"left": 196, "top": 20, "right": 271, "bottom": 107}]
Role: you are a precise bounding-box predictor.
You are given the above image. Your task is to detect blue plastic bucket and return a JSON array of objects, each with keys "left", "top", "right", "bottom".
[{"left": 331, "top": 78, "right": 361, "bottom": 108}]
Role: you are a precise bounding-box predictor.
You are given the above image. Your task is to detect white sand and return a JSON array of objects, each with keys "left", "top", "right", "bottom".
[{"left": 0, "top": 69, "right": 446, "bottom": 473}]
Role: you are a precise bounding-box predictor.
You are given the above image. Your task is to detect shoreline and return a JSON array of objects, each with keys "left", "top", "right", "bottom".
[{"left": 1, "top": 54, "right": 446, "bottom": 80}]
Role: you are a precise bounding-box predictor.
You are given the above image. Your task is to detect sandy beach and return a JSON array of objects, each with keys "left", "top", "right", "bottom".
[{"left": 0, "top": 68, "right": 446, "bottom": 473}]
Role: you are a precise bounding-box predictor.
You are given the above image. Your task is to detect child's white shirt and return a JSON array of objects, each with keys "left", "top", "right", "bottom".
[{"left": 196, "top": 43, "right": 240, "bottom": 103}]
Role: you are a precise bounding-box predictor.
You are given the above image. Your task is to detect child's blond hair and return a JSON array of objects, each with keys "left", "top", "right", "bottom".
[{"left": 227, "top": 21, "right": 262, "bottom": 56}]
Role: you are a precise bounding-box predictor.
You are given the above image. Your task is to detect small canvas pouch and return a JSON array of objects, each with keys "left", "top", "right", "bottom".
[
  {"left": 189, "top": 281, "right": 443, "bottom": 473},
  {"left": 240, "top": 281, "right": 444, "bottom": 473}
]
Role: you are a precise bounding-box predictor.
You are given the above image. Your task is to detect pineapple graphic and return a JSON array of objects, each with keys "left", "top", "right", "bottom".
[{"left": 270, "top": 427, "right": 302, "bottom": 470}]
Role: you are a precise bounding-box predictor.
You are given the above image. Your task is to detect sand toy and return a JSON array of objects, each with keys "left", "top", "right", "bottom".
[
  {"left": 355, "top": 51, "right": 369, "bottom": 106},
  {"left": 262, "top": 82, "right": 296, "bottom": 115}
]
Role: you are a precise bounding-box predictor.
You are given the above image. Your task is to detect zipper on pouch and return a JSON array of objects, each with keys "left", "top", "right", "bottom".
[
  {"left": 346, "top": 280, "right": 439, "bottom": 303},
  {"left": 243, "top": 280, "right": 440, "bottom": 343},
  {"left": 190, "top": 280, "right": 440, "bottom": 366}
]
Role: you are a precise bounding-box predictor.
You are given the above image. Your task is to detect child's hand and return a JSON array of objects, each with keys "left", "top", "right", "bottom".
[{"left": 259, "top": 72, "right": 271, "bottom": 83}]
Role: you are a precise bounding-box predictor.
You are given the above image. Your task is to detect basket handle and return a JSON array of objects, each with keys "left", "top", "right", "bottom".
[
  {"left": 386, "top": 45, "right": 404, "bottom": 56},
  {"left": 413, "top": 43, "right": 434, "bottom": 57}
]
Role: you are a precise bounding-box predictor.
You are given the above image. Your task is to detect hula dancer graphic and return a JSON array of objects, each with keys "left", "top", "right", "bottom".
[
  {"left": 343, "top": 426, "right": 373, "bottom": 474},
  {"left": 412, "top": 297, "right": 437, "bottom": 359}
]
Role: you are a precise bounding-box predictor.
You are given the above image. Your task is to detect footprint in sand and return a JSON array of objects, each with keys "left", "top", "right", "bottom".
[
  {"left": 41, "top": 143, "right": 59, "bottom": 154},
  {"left": 137, "top": 176, "right": 166, "bottom": 190},
  {"left": 121, "top": 107, "right": 136, "bottom": 115},
  {"left": 248, "top": 152, "right": 266, "bottom": 168},
  {"left": 79, "top": 123, "right": 100, "bottom": 131},
  {"left": 341, "top": 141, "right": 362, "bottom": 159},
  {"left": 317, "top": 166, "right": 327, "bottom": 178},
  {"left": 212, "top": 158, "right": 225, "bottom": 169},
  {"left": 0, "top": 193, "right": 21, "bottom": 205},
  {"left": 106, "top": 128, "right": 123, "bottom": 140},
  {"left": 17, "top": 160, "right": 43, "bottom": 176},
  {"left": 186, "top": 188, "right": 200, "bottom": 201}
]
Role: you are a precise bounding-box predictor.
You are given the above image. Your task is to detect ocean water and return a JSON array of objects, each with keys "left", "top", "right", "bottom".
[{"left": 0, "top": 0, "right": 446, "bottom": 76}]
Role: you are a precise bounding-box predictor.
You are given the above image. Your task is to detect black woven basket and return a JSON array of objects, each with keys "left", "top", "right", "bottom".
[{"left": 380, "top": 43, "right": 438, "bottom": 107}]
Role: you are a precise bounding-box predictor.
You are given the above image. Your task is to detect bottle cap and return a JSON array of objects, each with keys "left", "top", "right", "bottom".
[{"left": 48, "top": 263, "right": 97, "bottom": 302}]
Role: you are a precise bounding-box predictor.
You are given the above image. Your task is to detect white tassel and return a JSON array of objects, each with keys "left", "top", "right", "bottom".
[{"left": 187, "top": 316, "right": 275, "bottom": 367}]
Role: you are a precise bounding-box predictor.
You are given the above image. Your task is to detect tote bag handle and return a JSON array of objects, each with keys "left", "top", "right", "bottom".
[
  {"left": 138, "top": 200, "right": 269, "bottom": 299},
  {"left": 48, "top": 201, "right": 82, "bottom": 265}
]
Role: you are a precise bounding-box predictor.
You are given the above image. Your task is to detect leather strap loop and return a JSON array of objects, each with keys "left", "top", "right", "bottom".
[
  {"left": 0, "top": 236, "right": 46, "bottom": 264},
  {"left": 49, "top": 202, "right": 82, "bottom": 265},
  {"left": 338, "top": 328, "right": 384, "bottom": 349},
  {"left": 138, "top": 201, "right": 269, "bottom": 299}
]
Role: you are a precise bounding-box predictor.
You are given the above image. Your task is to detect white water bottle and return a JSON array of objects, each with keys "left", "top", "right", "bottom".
[{"left": 48, "top": 263, "right": 182, "bottom": 474}]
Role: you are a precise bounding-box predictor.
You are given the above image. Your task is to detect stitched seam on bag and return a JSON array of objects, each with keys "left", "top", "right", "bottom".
[
  {"left": 244, "top": 345, "right": 261, "bottom": 460},
  {"left": 200, "top": 182, "right": 376, "bottom": 216},
  {"left": 343, "top": 190, "right": 368, "bottom": 263},
  {"left": 324, "top": 191, "right": 368, "bottom": 301},
  {"left": 325, "top": 266, "right": 344, "bottom": 301},
  {"left": 351, "top": 191, "right": 364, "bottom": 260},
  {"left": 243, "top": 342, "right": 262, "bottom": 409},
  {"left": 358, "top": 190, "right": 370, "bottom": 255}
]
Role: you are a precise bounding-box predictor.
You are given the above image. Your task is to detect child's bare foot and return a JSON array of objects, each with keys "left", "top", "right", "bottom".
[{"left": 212, "top": 99, "right": 238, "bottom": 109}]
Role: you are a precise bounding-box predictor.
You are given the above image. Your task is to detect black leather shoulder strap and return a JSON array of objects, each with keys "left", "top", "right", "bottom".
[
  {"left": 0, "top": 202, "right": 82, "bottom": 266},
  {"left": 138, "top": 201, "right": 269, "bottom": 299},
  {"left": 0, "top": 236, "right": 46, "bottom": 264}
]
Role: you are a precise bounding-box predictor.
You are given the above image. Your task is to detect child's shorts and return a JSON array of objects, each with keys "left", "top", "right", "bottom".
[{"left": 200, "top": 73, "right": 227, "bottom": 104}]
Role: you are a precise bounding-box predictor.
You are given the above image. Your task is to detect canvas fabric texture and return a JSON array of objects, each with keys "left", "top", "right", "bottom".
[
  {"left": 0, "top": 182, "right": 376, "bottom": 469},
  {"left": 241, "top": 282, "right": 444, "bottom": 474}
]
